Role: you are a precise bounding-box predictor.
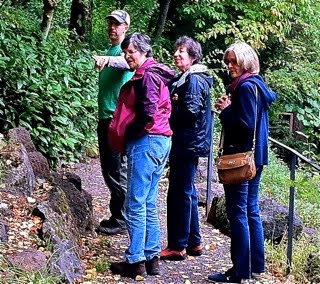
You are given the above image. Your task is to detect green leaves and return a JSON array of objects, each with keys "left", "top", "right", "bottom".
[{"left": 0, "top": 8, "right": 97, "bottom": 167}]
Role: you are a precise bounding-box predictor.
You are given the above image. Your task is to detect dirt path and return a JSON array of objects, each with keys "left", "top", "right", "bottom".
[{"left": 70, "top": 157, "right": 279, "bottom": 284}]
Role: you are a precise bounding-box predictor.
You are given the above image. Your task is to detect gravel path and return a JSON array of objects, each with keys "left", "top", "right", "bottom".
[{"left": 70, "top": 157, "right": 281, "bottom": 284}]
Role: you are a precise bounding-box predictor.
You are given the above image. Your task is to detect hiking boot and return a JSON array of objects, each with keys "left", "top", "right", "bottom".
[
  {"left": 186, "top": 245, "right": 203, "bottom": 256},
  {"left": 110, "top": 261, "right": 147, "bottom": 279},
  {"left": 145, "top": 256, "right": 160, "bottom": 275},
  {"left": 160, "top": 248, "right": 186, "bottom": 261},
  {"left": 95, "top": 225, "right": 126, "bottom": 236}
]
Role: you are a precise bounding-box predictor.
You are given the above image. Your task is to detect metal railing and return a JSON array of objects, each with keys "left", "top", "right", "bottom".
[{"left": 206, "top": 110, "right": 320, "bottom": 274}]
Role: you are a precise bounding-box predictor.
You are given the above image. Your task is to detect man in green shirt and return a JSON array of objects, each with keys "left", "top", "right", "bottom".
[{"left": 93, "top": 10, "right": 133, "bottom": 235}]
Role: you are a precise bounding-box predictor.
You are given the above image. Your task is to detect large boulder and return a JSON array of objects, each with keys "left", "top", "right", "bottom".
[
  {"left": 7, "top": 127, "right": 36, "bottom": 152},
  {"left": 0, "top": 143, "right": 36, "bottom": 195},
  {"left": 51, "top": 172, "right": 94, "bottom": 235},
  {"left": 27, "top": 151, "right": 50, "bottom": 179},
  {"left": 259, "top": 197, "right": 304, "bottom": 242},
  {"left": 34, "top": 186, "right": 84, "bottom": 283},
  {"left": 207, "top": 194, "right": 304, "bottom": 242}
]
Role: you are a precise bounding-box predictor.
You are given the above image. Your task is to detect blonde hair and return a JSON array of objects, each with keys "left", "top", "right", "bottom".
[{"left": 223, "top": 42, "right": 260, "bottom": 74}]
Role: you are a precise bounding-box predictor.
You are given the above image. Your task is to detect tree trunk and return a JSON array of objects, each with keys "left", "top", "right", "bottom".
[
  {"left": 41, "top": 0, "right": 56, "bottom": 40},
  {"left": 153, "top": 0, "right": 171, "bottom": 38},
  {"left": 69, "top": 0, "right": 92, "bottom": 40}
]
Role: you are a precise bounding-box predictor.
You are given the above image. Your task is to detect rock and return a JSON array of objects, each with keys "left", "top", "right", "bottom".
[
  {"left": 206, "top": 190, "right": 229, "bottom": 236},
  {"left": 51, "top": 172, "right": 93, "bottom": 234},
  {"left": 50, "top": 239, "right": 84, "bottom": 283},
  {"left": 1, "top": 143, "right": 36, "bottom": 195},
  {"left": 6, "top": 248, "right": 46, "bottom": 272},
  {"left": 61, "top": 172, "right": 82, "bottom": 191},
  {"left": 0, "top": 202, "right": 11, "bottom": 217},
  {"left": 34, "top": 187, "right": 84, "bottom": 283},
  {"left": 195, "top": 157, "right": 218, "bottom": 206},
  {"left": 7, "top": 127, "right": 36, "bottom": 152},
  {"left": 0, "top": 218, "right": 8, "bottom": 242},
  {"left": 207, "top": 194, "right": 304, "bottom": 242},
  {"left": 260, "top": 197, "right": 304, "bottom": 242},
  {"left": 27, "top": 151, "right": 50, "bottom": 179}
]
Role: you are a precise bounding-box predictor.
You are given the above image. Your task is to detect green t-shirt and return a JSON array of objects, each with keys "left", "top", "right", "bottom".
[{"left": 98, "top": 44, "right": 133, "bottom": 119}]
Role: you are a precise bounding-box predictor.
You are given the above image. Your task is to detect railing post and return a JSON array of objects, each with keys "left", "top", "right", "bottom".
[
  {"left": 286, "top": 154, "right": 297, "bottom": 274},
  {"left": 206, "top": 111, "right": 215, "bottom": 216}
]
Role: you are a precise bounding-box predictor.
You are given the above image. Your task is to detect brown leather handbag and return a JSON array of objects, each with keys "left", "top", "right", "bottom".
[
  {"left": 215, "top": 86, "right": 258, "bottom": 185},
  {"left": 215, "top": 150, "right": 256, "bottom": 184}
]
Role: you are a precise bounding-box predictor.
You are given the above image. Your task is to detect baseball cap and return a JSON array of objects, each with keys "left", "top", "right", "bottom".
[{"left": 106, "top": 10, "right": 130, "bottom": 26}]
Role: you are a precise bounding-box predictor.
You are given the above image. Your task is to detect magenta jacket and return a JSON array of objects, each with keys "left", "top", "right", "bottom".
[
  {"left": 108, "top": 58, "right": 175, "bottom": 153},
  {"left": 125, "top": 57, "right": 175, "bottom": 139}
]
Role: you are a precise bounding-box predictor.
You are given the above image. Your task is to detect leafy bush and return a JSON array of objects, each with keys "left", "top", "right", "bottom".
[
  {"left": 0, "top": 7, "right": 98, "bottom": 167},
  {"left": 261, "top": 150, "right": 320, "bottom": 230}
]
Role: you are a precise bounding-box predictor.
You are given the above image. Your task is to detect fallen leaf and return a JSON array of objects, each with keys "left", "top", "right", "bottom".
[{"left": 135, "top": 275, "right": 145, "bottom": 281}]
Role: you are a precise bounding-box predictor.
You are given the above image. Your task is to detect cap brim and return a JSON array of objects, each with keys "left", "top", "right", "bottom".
[{"left": 106, "top": 15, "right": 126, "bottom": 24}]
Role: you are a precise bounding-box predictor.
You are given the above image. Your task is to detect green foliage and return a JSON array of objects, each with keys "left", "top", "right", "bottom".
[
  {"left": 0, "top": 7, "right": 98, "bottom": 167},
  {"left": 265, "top": 236, "right": 320, "bottom": 283},
  {"left": 90, "top": 0, "right": 157, "bottom": 49},
  {"left": 261, "top": 150, "right": 320, "bottom": 230},
  {"left": 265, "top": 60, "right": 320, "bottom": 154},
  {"left": 94, "top": 259, "right": 108, "bottom": 273}
]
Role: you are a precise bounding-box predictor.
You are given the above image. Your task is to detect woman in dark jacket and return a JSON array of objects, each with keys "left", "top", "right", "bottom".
[
  {"left": 208, "top": 42, "right": 276, "bottom": 283},
  {"left": 160, "top": 36, "right": 213, "bottom": 260}
]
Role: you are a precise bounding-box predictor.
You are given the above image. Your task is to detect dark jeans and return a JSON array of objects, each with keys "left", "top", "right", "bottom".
[
  {"left": 166, "top": 154, "right": 201, "bottom": 250},
  {"left": 224, "top": 166, "right": 265, "bottom": 279},
  {"left": 97, "top": 119, "right": 127, "bottom": 228}
]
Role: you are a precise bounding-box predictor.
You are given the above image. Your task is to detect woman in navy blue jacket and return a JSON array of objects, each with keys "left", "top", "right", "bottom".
[
  {"left": 208, "top": 42, "right": 276, "bottom": 283},
  {"left": 160, "top": 36, "right": 213, "bottom": 261}
]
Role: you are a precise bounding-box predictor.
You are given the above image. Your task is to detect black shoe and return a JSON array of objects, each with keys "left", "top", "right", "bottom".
[
  {"left": 95, "top": 225, "right": 126, "bottom": 236},
  {"left": 99, "top": 218, "right": 114, "bottom": 227},
  {"left": 146, "top": 256, "right": 160, "bottom": 275},
  {"left": 99, "top": 218, "right": 126, "bottom": 228},
  {"left": 110, "top": 261, "right": 147, "bottom": 279},
  {"left": 208, "top": 272, "right": 241, "bottom": 283}
]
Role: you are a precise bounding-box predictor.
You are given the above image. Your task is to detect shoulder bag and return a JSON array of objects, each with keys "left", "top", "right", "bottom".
[{"left": 215, "top": 86, "right": 258, "bottom": 184}]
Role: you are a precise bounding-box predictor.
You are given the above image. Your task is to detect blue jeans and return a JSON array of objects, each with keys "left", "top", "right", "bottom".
[
  {"left": 124, "top": 134, "right": 171, "bottom": 263},
  {"left": 166, "top": 154, "right": 201, "bottom": 250},
  {"left": 224, "top": 166, "right": 265, "bottom": 279}
]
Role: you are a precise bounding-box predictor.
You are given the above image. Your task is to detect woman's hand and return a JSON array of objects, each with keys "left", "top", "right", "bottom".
[
  {"left": 215, "top": 95, "right": 231, "bottom": 111},
  {"left": 92, "top": 55, "right": 110, "bottom": 71}
]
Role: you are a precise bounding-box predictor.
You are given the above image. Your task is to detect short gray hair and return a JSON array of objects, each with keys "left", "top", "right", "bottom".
[
  {"left": 174, "top": 36, "right": 202, "bottom": 64},
  {"left": 121, "top": 33, "right": 152, "bottom": 57},
  {"left": 223, "top": 42, "right": 260, "bottom": 74}
]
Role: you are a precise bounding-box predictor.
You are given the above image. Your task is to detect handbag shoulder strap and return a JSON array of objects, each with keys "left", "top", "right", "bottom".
[{"left": 218, "top": 85, "right": 258, "bottom": 155}]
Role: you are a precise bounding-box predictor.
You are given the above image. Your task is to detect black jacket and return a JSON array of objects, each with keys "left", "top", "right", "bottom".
[{"left": 169, "top": 64, "right": 213, "bottom": 157}]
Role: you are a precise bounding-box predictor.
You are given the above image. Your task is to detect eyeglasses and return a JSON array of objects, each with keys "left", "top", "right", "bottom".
[
  {"left": 224, "top": 59, "right": 238, "bottom": 66},
  {"left": 123, "top": 49, "right": 138, "bottom": 56},
  {"left": 107, "top": 19, "right": 126, "bottom": 27}
]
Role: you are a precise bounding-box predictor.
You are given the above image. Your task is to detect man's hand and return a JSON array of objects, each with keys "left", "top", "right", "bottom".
[
  {"left": 93, "top": 55, "right": 110, "bottom": 71},
  {"left": 215, "top": 95, "right": 231, "bottom": 111}
]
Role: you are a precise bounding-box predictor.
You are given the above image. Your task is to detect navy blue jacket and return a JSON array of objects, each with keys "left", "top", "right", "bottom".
[
  {"left": 169, "top": 65, "right": 213, "bottom": 157},
  {"left": 219, "top": 75, "right": 276, "bottom": 165}
]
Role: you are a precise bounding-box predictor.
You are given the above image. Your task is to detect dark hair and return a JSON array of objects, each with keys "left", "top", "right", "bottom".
[
  {"left": 174, "top": 36, "right": 202, "bottom": 64},
  {"left": 121, "top": 33, "right": 152, "bottom": 57}
]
